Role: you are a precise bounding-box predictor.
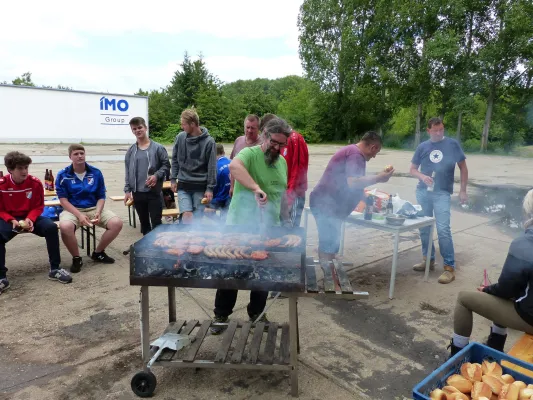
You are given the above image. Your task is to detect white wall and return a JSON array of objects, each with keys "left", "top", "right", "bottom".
[{"left": 0, "top": 85, "right": 148, "bottom": 144}]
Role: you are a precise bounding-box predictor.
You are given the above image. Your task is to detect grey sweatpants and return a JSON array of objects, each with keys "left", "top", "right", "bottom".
[{"left": 454, "top": 291, "right": 533, "bottom": 337}]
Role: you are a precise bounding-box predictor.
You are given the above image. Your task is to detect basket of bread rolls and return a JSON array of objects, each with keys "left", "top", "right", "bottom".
[{"left": 413, "top": 342, "right": 533, "bottom": 400}]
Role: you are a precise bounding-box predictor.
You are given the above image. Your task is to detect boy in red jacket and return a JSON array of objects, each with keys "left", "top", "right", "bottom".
[{"left": 0, "top": 151, "right": 71, "bottom": 293}]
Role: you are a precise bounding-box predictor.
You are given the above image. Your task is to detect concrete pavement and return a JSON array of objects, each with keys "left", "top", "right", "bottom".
[{"left": 0, "top": 143, "right": 530, "bottom": 399}]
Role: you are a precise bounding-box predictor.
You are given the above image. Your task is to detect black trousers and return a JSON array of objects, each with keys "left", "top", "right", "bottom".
[
  {"left": 214, "top": 289, "right": 269, "bottom": 319},
  {"left": 0, "top": 216, "right": 61, "bottom": 278},
  {"left": 133, "top": 191, "right": 163, "bottom": 236}
]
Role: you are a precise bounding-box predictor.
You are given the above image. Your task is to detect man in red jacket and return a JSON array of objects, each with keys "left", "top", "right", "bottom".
[
  {"left": 260, "top": 114, "right": 309, "bottom": 227},
  {"left": 0, "top": 151, "right": 72, "bottom": 293}
]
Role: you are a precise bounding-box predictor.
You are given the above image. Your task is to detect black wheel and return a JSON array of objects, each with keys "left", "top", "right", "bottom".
[{"left": 131, "top": 371, "right": 157, "bottom": 398}]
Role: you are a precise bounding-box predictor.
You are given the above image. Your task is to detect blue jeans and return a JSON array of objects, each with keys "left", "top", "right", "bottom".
[{"left": 416, "top": 188, "right": 455, "bottom": 268}]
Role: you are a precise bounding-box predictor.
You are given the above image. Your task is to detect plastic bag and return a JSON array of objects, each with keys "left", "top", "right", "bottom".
[
  {"left": 41, "top": 197, "right": 63, "bottom": 221},
  {"left": 391, "top": 194, "right": 407, "bottom": 214}
]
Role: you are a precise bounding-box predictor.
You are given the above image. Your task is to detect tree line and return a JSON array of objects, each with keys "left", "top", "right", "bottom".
[{"left": 3, "top": 0, "right": 532, "bottom": 153}]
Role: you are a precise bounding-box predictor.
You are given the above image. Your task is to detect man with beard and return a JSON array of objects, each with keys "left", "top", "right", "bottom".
[{"left": 210, "top": 117, "right": 291, "bottom": 334}]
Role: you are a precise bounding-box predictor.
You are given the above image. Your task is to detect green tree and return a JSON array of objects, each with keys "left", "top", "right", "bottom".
[
  {"left": 12, "top": 72, "right": 35, "bottom": 86},
  {"left": 476, "top": 0, "right": 533, "bottom": 151}
]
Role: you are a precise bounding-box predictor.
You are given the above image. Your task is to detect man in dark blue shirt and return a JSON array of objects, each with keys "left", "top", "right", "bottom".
[
  {"left": 410, "top": 117, "right": 469, "bottom": 284},
  {"left": 209, "top": 144, "right": 231, "bottom": 221},
  {"left": 56, "top": 144, "right": 123, "bottom": 273}
]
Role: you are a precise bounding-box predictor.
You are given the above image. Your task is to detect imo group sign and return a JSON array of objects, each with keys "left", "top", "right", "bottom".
[{"left": 100, "top": 96, "right": 129, "bottom": 125}]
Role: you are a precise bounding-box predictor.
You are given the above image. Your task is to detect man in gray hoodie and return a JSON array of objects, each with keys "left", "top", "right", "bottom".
[
  {"left": 170, "top": 109, "right": 217, "bottom": 223},
  {"left": 124, "top": 117, "right": 170, "bottom": 235}
]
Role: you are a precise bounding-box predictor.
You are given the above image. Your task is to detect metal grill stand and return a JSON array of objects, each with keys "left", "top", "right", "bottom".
[{"left": 131, "top": 258, "right": 369, "bottom": 398}]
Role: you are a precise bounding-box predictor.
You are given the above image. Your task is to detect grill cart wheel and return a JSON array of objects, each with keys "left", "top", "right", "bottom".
[{"left": 131, "top": 371, "right": 157, "bottom": 397}]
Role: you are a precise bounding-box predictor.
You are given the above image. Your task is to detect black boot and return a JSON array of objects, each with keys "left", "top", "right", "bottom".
[
  {"left": 447, "top": 339, "right": 463, "bottom": 359},
  {"left": 486, "top": 328, "right": 507, "bottom": 352}
]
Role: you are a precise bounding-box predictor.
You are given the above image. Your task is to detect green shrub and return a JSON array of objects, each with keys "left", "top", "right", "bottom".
[{"left": 462, "top": 138, "right": 481, "bottom": 152}]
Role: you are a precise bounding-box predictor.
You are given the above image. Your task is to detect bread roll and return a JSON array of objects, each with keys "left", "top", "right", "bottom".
[
  {"left": 450, "top": 393, "right": 470, "bottom": 400},
  {"left": 505, "top": 382, "right": 521, "bottom": 400},
  {"left": 447, "top": 374, "right": 473, "bottom": 393},
  {"left": 472, "top": 381, "right": 493, "bottom": 399},
  {"left": 513, "top": 381, "right": 527, "bottom": 390},
  {"left": 430, "top": 389, "right": 447, "bottom": 400},
  {"left": 384, "top": 164, "right": 394, "bottom": 172},
  {"left": 18, "top": 220, "right": 27, "bottom": 229},
  {"left": 482, "top": 374, "right": 503, "bottom": 395},
  {"left": 201, "top": 197, "right": 209, "bottom": 204},
  {"left": 518, "top": 388, "right": 533, "bottom": 400},
  {"left": 126, "top": 198, "right": 134, "bottom": 206},
  {"left": 502, "top": 374, "right": 516, "bottom": 384},
  {"left": 482, "top": 361, "right": 503, "bottom": 377},
  {"left": 462, "top": 362, "right": 483, "bottom": 382},
  {"left": 443, "top": 385, "right": 461, "bottom": 396}
]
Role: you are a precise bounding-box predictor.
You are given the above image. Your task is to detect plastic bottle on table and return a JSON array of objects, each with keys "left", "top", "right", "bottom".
[{"left": 427, "top": 171, "right": 436, "bottom": 192}]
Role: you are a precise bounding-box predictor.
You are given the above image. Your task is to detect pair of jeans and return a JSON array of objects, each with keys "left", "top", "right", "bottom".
[
  {"left": 0, "top": 216, "right": 61, "bottom": 278},
  {"left": 132, "top": 191, "right": 163, "bottom": 236},
  {"left": 416, "top": 188, "right": 455, "bottom": 268},
  {"left": 214, "top": 289, "right": 268, "bottom": 319},
  {"left": 289, "top": 196, "right": 306, "bottom": 227}
]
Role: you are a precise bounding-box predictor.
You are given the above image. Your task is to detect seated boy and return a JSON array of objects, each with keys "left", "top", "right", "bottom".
[
  {"left": 0, "top": 151, "right": 72, "bottom": 293},
  {"left": 56, "top": 144, "right": 123, "bottom": 273}
]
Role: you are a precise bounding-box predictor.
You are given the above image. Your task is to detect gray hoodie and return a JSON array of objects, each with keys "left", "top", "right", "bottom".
[
  {"left": 170, "top": 127, "right": 217, "bottom": 193},
  {"left": 124, "top": 140, "right": 170, "bottom": 193}
]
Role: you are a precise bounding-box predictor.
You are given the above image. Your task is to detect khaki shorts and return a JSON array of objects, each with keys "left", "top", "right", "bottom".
[{"left": 59, "top": 207, "right": 118, "bottom": 229}]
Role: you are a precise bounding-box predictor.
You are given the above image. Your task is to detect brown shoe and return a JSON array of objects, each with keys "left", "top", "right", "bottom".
[
  {"left": 413, "top": 258, "right": 436, "bottom": 272},
  {"left": 438, "top": 266, "right": 455, "bottom": 284}
]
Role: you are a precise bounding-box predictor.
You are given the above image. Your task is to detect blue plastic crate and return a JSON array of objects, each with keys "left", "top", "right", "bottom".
[{"left": 413, "top": 342, "right": 533, "bottom": 400}]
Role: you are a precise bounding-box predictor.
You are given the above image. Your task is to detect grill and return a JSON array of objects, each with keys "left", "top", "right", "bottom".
[{"left": 129, "top": 224, "right": 306, "bottom": 292}]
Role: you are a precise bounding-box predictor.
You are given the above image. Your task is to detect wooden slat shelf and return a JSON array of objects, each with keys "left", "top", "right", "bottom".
[{"left": 154, "top": 319, "right": 292, "bottom": 367}]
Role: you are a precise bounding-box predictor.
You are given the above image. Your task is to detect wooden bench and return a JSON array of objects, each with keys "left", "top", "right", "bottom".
[
  {"left": 163, "top": 208, "right": 180, "bottom": 222},
  {"left": 504, "top": 333, "right": 533, "bottom": 377},
  {"left": 44, "top": 199, "right": 61, "bottom": 207},
  {"left": 28, "top": 221, "right": 96, "bottom": 256}
]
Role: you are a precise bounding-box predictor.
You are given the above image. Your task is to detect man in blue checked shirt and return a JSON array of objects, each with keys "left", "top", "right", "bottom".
[{"left": 56, "top": 144, "right": 123, "bottom": 273}]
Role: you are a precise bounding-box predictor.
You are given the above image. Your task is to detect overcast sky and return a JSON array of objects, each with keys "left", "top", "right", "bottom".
[{"left": 1, "top": 0, "right": 304, "bottom": 94}]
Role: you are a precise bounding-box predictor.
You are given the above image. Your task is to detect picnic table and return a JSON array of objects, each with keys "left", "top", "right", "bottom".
[{"left": 303, "top": 207, "right": 435, "bottom": 299}]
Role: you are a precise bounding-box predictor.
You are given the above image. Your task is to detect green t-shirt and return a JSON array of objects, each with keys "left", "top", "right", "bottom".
[{"left": 226, "top": 146, "right": 288, "bottom": 226}]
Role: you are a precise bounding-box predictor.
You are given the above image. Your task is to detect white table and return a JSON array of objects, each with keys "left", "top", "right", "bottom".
[{"left": 303, "top": 207, "right": 435, "bottom": 299}]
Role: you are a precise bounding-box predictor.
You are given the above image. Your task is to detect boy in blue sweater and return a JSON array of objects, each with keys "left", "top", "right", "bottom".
[
  {"left": 56, "top": 144, "right": 123, "bottom": 273},
  {"left": 208, "top": 144, "right": 231, "bottom": 220}
]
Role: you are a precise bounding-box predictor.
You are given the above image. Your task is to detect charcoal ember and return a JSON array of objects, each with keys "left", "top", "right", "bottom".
[{"left": 233, "top": 270, "right": 251, "bottom": 279}]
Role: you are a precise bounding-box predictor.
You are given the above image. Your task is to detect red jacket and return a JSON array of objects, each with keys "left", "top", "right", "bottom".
[
  {"left": 281, "top": 131, "right": 309, "bottom": 207},
  {"left": 0, "top": 174, "right": 44, "bottom": 222}
]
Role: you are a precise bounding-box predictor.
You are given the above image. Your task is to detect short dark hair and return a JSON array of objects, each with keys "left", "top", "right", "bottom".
[
  {"left": 263, "top": 117, "right": 292, "bottom": 138},
  {"left": 216, "top": 143, "right": 225, "bottom": 156},
  {"left": 5, "top": 151, "right": 32, "bottom": 171},
  {"left": 129, "top": 117, "right": 147, "bottom": 127},
  {"left": 259, "top": 113, "right": 277, "bottom": 131},
  {"left": 244, "top": 114, "right": 260, "bottom": 126},
  {"left": 360, "top": 131, "right": 383, "bottom": 145},
  {"left": 427, "top": 117, "right": 443, "bottom": 129},
  {"left": 68, "top": 144, "right": 85, "bottom": 156}
]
